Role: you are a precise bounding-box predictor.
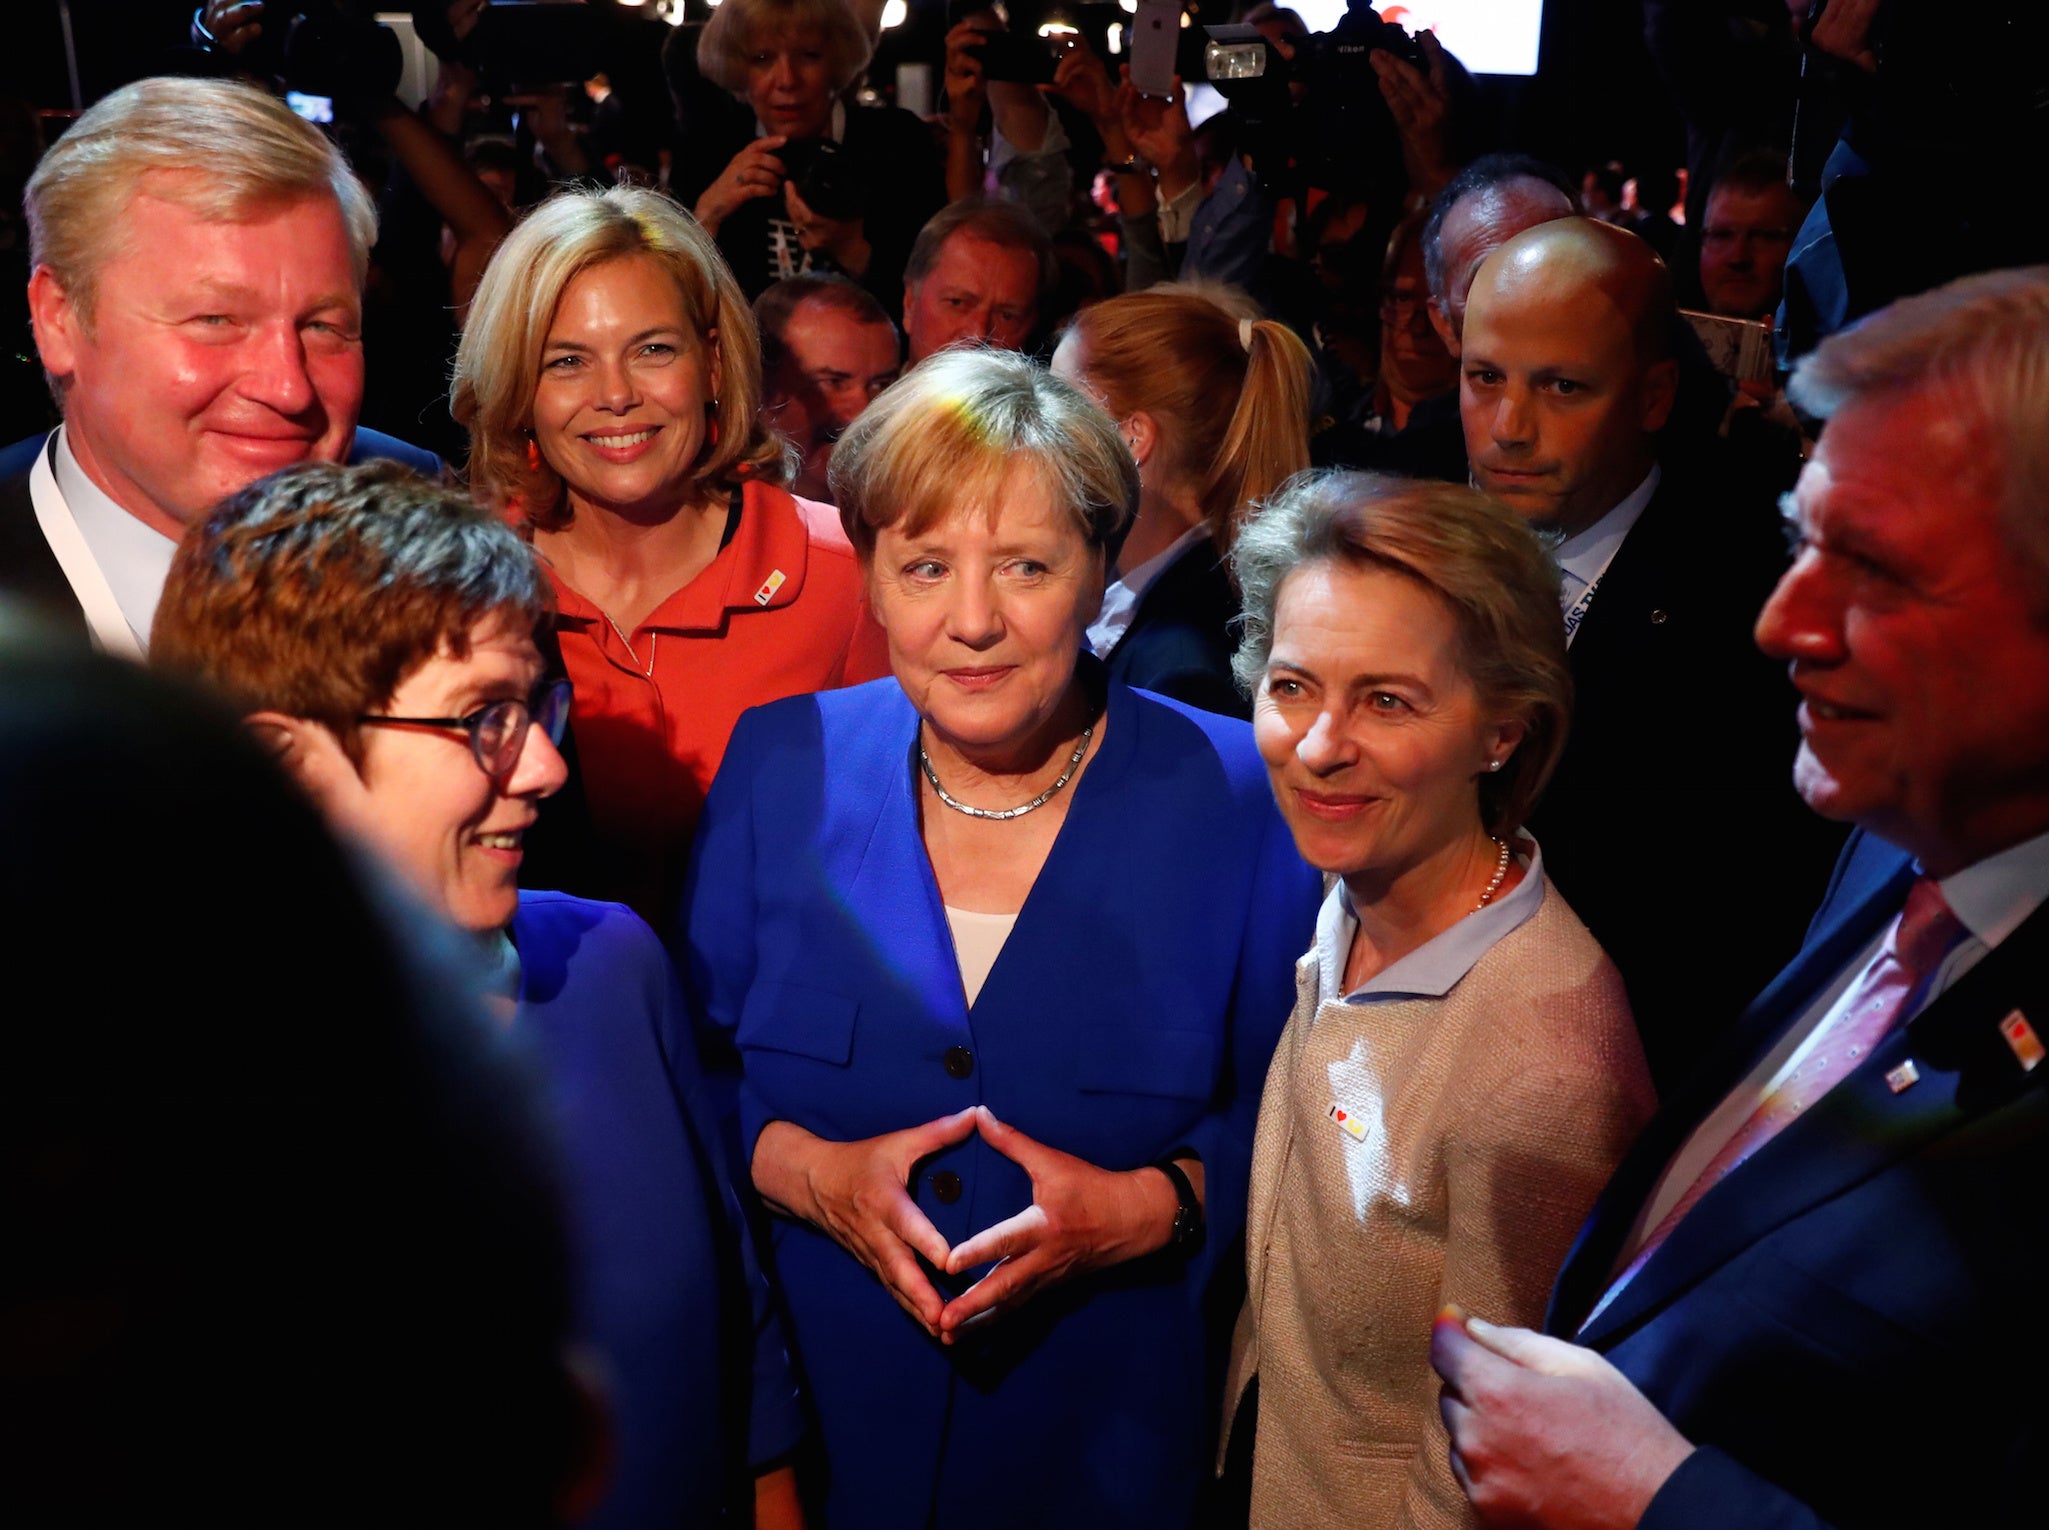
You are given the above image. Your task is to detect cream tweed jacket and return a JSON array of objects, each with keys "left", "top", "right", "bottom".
[{"left": 1223, "top": 875, "right": 1655, "bottom": 1529}]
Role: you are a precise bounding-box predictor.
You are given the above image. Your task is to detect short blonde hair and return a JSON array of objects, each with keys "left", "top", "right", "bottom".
[
  {"left": 1232, "top": 471, "right": 1571, "bottom": 836},
  {"left": 1061, "top": 287, "right": 1311, "bottom": 553},
  {"left": 697, "top": 0, "right": 873, "bottom": 99},
  {"left": 26, "top": 76, "right": 376, "bottom": 322},
  {"left": 829, "top": 347, "right": 1136, "bottom": 559},
  {"left": 452, "top": 186, "right": 785, "bottom": 531}
]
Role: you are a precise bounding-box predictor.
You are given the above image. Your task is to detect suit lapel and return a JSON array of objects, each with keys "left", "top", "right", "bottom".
[
  {"left": 840, "top": 684, "right": 970, "bottom": 1026},
  {"left": 1549, "top": 839, "right": 1917, "bottom": 1332},
  {"left": 1561, "top": 477, "right": 1676, "bottom": 678},
  {"left": 1575, "top": 862, "right": 2049, "bottom": 1347}
]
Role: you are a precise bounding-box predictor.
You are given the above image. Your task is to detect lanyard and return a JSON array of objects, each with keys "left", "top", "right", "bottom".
[{"left": 28, "top": 432, "right": 144, "bottom": 660}]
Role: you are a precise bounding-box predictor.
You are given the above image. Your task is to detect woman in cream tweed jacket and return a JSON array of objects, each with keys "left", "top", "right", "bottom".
[{"left": 1222, "top": 473, "right": 1656, "bottom": 1529}]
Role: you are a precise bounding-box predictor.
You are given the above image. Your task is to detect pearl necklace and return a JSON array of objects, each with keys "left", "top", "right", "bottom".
[
  {"left": 1473, "top": 835, "right": 1512, "bottom": 912},
  {"left": 920, "top": 719, "right": 1095, "bottom": 821}
]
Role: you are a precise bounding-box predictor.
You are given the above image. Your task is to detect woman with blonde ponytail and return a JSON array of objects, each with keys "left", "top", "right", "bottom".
[{"left": 1053, "top": 284, "right": 1313, "bottom": 718}]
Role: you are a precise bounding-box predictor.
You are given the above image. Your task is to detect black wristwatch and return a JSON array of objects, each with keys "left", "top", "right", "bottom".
[{"left": 1154, "top": 1155, "right": 1204, "bottom": 1253}]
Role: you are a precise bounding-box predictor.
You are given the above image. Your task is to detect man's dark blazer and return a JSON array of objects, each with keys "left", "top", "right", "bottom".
[
  {"left": 1103, "top": 538, "right": 1250, "bottom": 721},
  {"left": 1527, "top": 456, "right": 1845, "bottom": 1092},
  {"left": 1547, "top": 828, "right": 2049, "bottom": 1530},
  {"left": 0, "top": 428, "right": 443, "bottom": 639}
]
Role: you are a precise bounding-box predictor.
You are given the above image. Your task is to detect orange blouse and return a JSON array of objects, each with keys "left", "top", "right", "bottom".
[{"left": 540, "top": 480, "right": 889, "bottom": 918}]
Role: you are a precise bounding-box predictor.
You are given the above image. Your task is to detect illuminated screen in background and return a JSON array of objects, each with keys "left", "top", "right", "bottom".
[{"left": 1285, "top": 0, "right": 1545, "bottom": 77}]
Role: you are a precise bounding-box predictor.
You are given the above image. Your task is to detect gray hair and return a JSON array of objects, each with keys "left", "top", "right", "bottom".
[
  {"left": 1231, "top": 470, "right": 1571, "bottom": 836},
  {"left": 1788, "top": 265, "right": 2049, "bottom": 609},
  {"left": 26, "top": 76, "right": 377, "bottom": 322},
  {"left": 697, "top": 0, "right": 873, "bottom": 98},
  {"left": 1420, "top": 153, "right": 1578, "bottom": 307}
]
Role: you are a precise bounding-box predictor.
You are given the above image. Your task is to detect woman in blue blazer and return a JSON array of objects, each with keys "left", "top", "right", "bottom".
[
  {"left": 150, "top": 461, "right": 804, "bottom": 1528},
  {"left": 681, "top": 351, "right": 1321, "bottom": 1527}
]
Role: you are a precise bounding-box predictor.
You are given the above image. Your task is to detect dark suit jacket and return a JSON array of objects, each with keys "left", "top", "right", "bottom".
[
  {"left": 1548, "top": 829, "right": 2049, "bottom": 1530},
  {"left": 0, "top": 429, "right": 442, "bottom": 640},
  {"left": 1103, "top": 537, "right": 1249, "bottom": 720},
  {"left": 1527, "top": 459, "right": 1845, "bottom": 1092}
]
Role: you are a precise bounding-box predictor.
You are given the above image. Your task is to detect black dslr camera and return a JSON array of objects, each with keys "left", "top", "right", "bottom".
[
  {"left": 776, "top": 138, "right": 869, "bottom": 223},
  {"left": 1201, "top": 0, "right": 1426, "bottom": 202},
  {"left": 240, "top": 0, "right": 404, "bottom": 100}
]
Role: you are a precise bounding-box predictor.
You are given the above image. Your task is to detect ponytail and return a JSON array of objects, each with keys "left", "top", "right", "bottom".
[{"left": 1201, "top": 317, "right": 1313, "bottom": 554}]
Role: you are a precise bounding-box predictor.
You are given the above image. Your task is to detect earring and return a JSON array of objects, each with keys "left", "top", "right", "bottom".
[
  {"left": 706, "top": 400, "right": 721, "bottom": 450},
  {"left": 1488, "top": 758, "right": 1504, "bottom": 772},
  {"left": 525, "top": 434, "right": 542, "bottom": 473}
]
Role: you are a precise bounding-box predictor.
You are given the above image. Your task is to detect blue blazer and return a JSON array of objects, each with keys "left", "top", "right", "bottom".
[
  {"left": 681, "top": 676, "right": 1321, "bottom": 1529},
  {"left": 511, "top": 892, "right": 801, "bottom": 1529},
  {"left": 1546, "top": 831, "right": 2049, "bottom": 1530}
]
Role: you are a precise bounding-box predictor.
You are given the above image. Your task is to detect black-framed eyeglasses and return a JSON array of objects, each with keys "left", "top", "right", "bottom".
[{"left": 357, "top": 679, "right": 573, "bottom": 779}]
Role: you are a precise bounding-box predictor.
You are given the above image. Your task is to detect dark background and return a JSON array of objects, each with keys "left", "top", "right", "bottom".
[{"left": 3, "top": 0, "right": 1691, "bottom": 177}]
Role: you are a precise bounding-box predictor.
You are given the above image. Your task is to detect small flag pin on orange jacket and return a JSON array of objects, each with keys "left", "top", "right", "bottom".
[{"left": 753, "top": 569, "right": 787, "bottom": 606}]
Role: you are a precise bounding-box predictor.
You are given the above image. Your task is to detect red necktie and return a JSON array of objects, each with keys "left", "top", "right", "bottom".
[{"left": 1582, "top": 878, "right": 1966, "bottom": 1331}]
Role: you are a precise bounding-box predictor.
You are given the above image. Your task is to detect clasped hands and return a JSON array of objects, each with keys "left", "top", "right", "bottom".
[{"left": 756, "top": 1106, "right": 1185, "bottom": 1345}]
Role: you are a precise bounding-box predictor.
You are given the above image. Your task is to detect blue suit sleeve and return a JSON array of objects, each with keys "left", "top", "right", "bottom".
[
  {"left": 677, "top": 708, "right": 766, "bottom": 1155},
  {"left": 1639, "top": 1447, "right": 1840, "bottom": 1530},
  {"left": 654, "top": 902, "right": 806, "bottom": 1469},
  {"left": 1175, "top": 774, "right": 1319, "bottom": 1281}
]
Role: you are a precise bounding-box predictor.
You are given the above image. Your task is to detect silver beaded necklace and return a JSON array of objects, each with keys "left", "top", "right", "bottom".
[{"left": 920, "top": 718, "right": 1096, "bottom": 822}]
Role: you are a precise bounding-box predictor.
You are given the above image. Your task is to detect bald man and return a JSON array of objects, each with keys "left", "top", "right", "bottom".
[
  {"left": 1460, "top": 218, "right": 1842, "bottom": 1090},
  {"left": 1317, "top": 156, "right": 1577, "bottom": 479}
]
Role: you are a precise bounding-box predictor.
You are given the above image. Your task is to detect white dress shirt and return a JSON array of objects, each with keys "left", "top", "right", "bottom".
[
  {"left": 1086, "top": 524, "right": 1210, "bottom": 661},
  {"left": 36, "top": 427, "right": 179, "bottom": 655},
  {"left": 1624, "top": 825, "right": 2049, "bottom": 1256},
  {"left": 1554, "top": 465, "right": 1660, "bottom": 645}
]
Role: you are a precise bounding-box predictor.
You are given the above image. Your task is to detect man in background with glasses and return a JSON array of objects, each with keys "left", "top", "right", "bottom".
[{"left": 149, "top": 458, "right": 807, "bottom": 1530}]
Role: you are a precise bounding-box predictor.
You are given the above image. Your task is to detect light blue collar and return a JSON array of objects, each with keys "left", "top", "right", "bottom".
[{"left": 1316, "top": 832, "right": 1547, "bottom": 1004}]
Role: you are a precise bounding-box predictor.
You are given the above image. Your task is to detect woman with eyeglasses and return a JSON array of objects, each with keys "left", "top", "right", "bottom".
[{"left": 151, "top": 460, "right": 807, "bottom": 1530}]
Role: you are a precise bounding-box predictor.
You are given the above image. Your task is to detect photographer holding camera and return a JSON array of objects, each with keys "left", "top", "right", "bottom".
[{"left": 677, "top": 0, "right": 945, "bottom": 307}]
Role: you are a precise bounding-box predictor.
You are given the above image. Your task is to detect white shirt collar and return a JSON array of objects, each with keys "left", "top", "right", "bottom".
[
  {"left": 1085, "top": 524, "right": 1210, "bottom": 661},
  {"left": 1935, "top": 824, "right": 2049, "bottom": 950},
  {"left": 1553, "top": 464, "right": 1660, "bottom": 596},
  {"left": 1315, "top": 831, "right": 1548, "bottom": 1004},
  {"left": 50, "top": 425, "right": 180, "bottom": 650}
]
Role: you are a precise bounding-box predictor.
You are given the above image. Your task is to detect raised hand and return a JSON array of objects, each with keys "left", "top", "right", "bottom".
[
  {"left": 1806, "top": 0, "right": 1881, "bottom": 74},
  {"left": 944, "top": 19, "right": 995, "bottom": 134},
  {"left": 1046, "top": 44, "right": 1119, "bottom": 134},
  {"left": 198, "top": 0, "right": 264, "bottom": 55},
  {"left": 936, "top": 1106, "right": 1181, "bottom": 1342},
  {"left": 694, "top": 137, "right": 790, "bottom": 236},
  {"left": 1119, "top": 71, "right": 1197, "bottom": 198},
  {"left": 754, "top": 1111, "right": 979, "bottom": 1338},
  {"left": 1372, "top": 30, "right": 1455, "bottom": 196}
]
